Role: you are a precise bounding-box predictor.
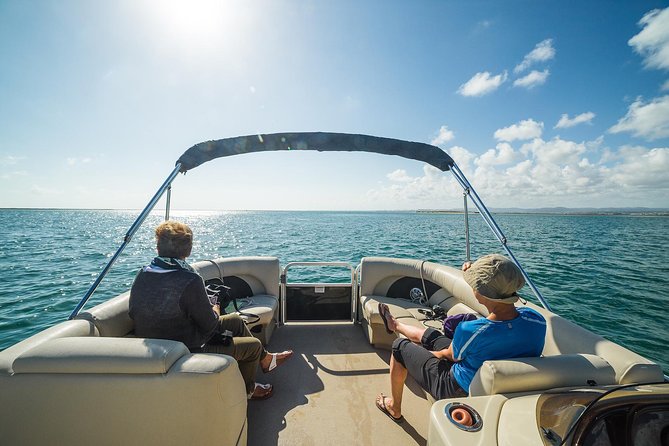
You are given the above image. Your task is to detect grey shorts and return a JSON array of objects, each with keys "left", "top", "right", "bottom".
[{"left": 391, "top": 328, "right": 467, "bottom": 400}]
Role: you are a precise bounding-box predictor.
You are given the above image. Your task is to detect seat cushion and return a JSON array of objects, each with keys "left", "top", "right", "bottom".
[
  {"left": 234, "top": 294, "right": 278, "bottom": 326},
  {"left": 361, "top": 295, "right": 430, "bottom": 325},
  {"left": 12, "top": 337, "right": 189, "bottom": 374},
  {"left": 469, "top": 353, "right": 617, "bottom": 396}
]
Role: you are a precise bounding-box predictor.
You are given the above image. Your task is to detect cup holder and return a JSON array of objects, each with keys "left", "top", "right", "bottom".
[{"left": 444, "top": 402, "right": 483, "bottom": 432}]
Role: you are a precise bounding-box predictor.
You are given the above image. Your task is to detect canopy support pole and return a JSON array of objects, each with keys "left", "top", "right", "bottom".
[
  {"left": 450, "top": 163, "right": 552, "bottom": 311},
  {"left": 463, "top": 190, "right": 471, "bottom": 263},
  {"left": 68, "top": 164, "right": 182, "bottom": 319},
  {"left": 165, "top": 185, "right": 172, "bottom": 221}
]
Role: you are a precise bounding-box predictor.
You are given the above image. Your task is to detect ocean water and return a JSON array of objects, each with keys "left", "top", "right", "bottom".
[{"left": 0, "top": 209, "right": 667, "bottom": 373}]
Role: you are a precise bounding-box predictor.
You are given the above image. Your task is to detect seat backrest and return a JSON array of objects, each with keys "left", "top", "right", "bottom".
[
  {"left": 469, "top": 353, "right": 617, "bottom": 396},
  {"left": 359, "top": 256, "right": 488, "bottom": 314},
  {"left": 0, "top": 319, "right": 98, "bottom": 375},
  {"left": 76, "top": 292, "right": 134, "bottom": 337},
  {"left": 193, "top": 256, "right": 280, "bottom": 297},
  {"left": 529, "top": 303, "right": 664, "bottom": 385}
]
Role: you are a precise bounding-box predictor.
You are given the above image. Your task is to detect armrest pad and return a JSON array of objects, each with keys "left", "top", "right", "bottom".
[
  {"left": 13, "top": 337, "right": 189, "bottom": 374},
  {"left": 469, "top": 354, "right": 617, "bottom": 396}
]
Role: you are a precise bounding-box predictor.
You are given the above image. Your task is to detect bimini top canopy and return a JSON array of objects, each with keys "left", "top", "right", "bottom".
[
  {"left": 176, "top": 132, "right": 454, "bottom": 173},
  {"left": 69, "top": 130, "right": 553, "bottom": 321}
]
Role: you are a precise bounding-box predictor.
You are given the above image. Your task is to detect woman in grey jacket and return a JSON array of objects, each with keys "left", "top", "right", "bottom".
[{"left": 129, "top": 220, "right": 292, "bottom": 400}]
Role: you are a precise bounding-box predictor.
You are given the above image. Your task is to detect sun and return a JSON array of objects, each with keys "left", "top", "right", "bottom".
[{"left": 141, "top": 0, "right": 244, "bottom": 53}]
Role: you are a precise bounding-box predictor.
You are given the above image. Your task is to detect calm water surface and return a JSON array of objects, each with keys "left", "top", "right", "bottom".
[{"left": 0, "top": 209, "right": 667, "bottom": 372}]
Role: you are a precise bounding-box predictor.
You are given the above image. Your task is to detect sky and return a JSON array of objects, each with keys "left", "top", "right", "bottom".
[{"left": 1, "top": 0, "right": 669, "bottom": 211}]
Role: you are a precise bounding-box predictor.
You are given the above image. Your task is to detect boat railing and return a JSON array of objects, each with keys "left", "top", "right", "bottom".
[{"left": 280, "top": 262, "right": 356, "bottom": 324}]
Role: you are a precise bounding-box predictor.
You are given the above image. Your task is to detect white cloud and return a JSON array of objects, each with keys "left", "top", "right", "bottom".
[
  {"left": 494, "top": 119, "right": 544, "bottom": 142},
  {"left": 474, "top": 20, "right": 492, "bottom": 32},
  {"left": 609, "top": 146, "right": 669, "bottom": 188},
  {"left": 0, "top": 170, "right": 28, "bottom": 180},
  {"left": 609, "top": 95, "right": 669, "bottom": 140},
  {"left": 0, "top": 155, "right": 24, "bottom": 166},
  {"left": 457, "top": 71, "right": 508, "bottom": 97},
  {"left": 66, "top": 157, "right": 93, "bottom": 166},
  {"left": 662, "top": 79, "right": 669, "bottom": 91},
  {"left": 476, "top": 143, "right": 518, "bottom": 167},
  {"left": 448, "top": 145, "right": 476, "bottom": 171},
  {"left": 629, "top": 7, "right": 669, "bottom": 71},
  {"left": 431, "top": 126, "right": 455, "bottom": 146},
  {"left": 555, "top": 112, "right": 596, "bottom": 129},
  {"left": 514, "top": 39, "right": 555, "bottom": 73},
  {"left": 520, "top": 137, "right": 587, "bottom": 165},
  {"left": 367, "top": 138, "right": 669, "bottom": 209},
  {"left": 30, "top": 185, "right": 62, "bottom": 196},
  {"left": 387, "top": 169, "right": 413, "bottom": 183},
  {"left": 513, "top": 69, "right": 550, "bottom": 89}
]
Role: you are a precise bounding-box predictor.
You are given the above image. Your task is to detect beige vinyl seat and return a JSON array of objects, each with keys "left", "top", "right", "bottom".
[
  {"left": 358, "top": 257, "right": 665, "bottom": 398},
  {"left": 193, "top": 256, "right": 281, "bottom": 346},
  {"left": 0, "top": 292, "right": 248, "bottom": 446}
]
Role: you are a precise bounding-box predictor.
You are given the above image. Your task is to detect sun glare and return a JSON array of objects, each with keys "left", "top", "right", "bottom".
[{"left": 142, "top": 0, "right": 243, "bottom": 53}]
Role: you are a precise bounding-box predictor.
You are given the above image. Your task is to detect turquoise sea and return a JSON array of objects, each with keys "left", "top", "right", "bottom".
[{"left": 0, "top": 209, "right": 667, "bottom": 373}]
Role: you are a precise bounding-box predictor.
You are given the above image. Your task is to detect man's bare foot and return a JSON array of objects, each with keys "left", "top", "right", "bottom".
[
  {"left": 261, "top": 350, "right": 293, "bottom": 373},
  {"left": 375, "top": 393, "right": 403, "bottom": 423}
]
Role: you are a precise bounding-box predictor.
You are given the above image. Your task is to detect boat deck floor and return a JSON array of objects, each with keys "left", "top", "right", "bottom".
[{"left": 247, "top": 322, "right": 432, "bottom": 445}]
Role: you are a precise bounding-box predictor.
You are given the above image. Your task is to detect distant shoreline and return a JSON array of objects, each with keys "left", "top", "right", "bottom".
[
  {"left": 417, "top": 209, "right": 669, "bottom": 217},
  {"left": 1, "top": 207, "right": 668, "bottom": 217}
]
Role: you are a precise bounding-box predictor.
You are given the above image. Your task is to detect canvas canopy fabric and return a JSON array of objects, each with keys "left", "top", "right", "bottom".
[{"left": 176, "top": 132, "right": 454, "bottom": 173}]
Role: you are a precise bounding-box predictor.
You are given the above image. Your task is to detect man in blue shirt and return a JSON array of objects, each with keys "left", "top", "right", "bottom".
[{"left": 375, "top": 254, "right": 546, "bottom": 423}]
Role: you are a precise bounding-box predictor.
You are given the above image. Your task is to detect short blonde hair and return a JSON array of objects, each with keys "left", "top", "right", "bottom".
[{"left": 155, "top": 221, "right": 193, "bottom": 258}]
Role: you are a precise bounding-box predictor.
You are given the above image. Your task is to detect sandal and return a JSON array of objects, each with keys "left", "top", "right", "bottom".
[
  {"left": 248, "top": 382, "right": 273, "bottom": 400},
  {"left": 375, "top": 393, "right": 404, "bottom": 423},
  {"left": 262, "top": 350, "right": 293, "bottom": 373},
  {"left": 378, "top": 303, "right": 394, "bottom": 334}
]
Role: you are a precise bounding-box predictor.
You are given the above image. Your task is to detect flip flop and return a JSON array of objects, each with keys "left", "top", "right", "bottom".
[
  {"left": 375, "top": 394, "right": 404, "bottom": 423},
  {"left": 378, "top": 303, "right": 394, "bottom": 334},
  {"left": 262, "top": 350, "right": 293, "bottom": 373},
  {"left": 248, "top": 382, "right": 273, "bottom": 400}
]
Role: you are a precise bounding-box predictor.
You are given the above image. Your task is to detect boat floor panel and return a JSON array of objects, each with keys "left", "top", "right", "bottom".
[{"left": 247, "top": 322, "right": 431, "bottom": 446}]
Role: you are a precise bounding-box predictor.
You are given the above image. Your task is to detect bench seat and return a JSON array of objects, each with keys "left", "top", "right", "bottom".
[
  {"left": 194, "top": 256, "right": 280, "bottom": 345},
  {"left": 358, "top": 256, "right": 665, "bottom": 397},
  {"left": 0, "top": 298, "right": 248, "bottom": 445}
]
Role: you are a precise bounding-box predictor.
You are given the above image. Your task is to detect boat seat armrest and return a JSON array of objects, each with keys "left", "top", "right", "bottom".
[
  {"left": 12, "top": 337, "right": 190, "bottom": 374},
  {"left": 75, "top": 292, "right": 134, "bottom": 337},
  {"left": 469, "top": 353, "right": 617, "bottom": 396}
]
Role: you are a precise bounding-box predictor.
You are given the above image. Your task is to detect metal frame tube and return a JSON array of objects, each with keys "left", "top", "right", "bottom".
[
  {"left": 463, "top": 190, "right": 471, "bottom": 263},
  {"left": 280, "top": 262, "right": 355, "bottom": 324},
  {"left": 165, "top": 185, "right": 172, "bottom": 220},
  {"left": 450, "top": 162, "right": 552, "bottom": 312},
  {"left": 68, "top": 164, "right": 182, "bottom": 319}
]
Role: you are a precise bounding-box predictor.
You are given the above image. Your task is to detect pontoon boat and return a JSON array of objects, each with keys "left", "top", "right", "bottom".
[{"left": 1, "top": 133, "right": 666, "bottom": 445}]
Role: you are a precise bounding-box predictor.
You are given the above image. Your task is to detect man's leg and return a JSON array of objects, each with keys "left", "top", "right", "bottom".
[
  {"left": 218, "top": 313, "right": 292, "bottom": 374},
  {"left": 380, "top": 303, "right": 428, "bottom": 344},
  {"left": 218, "top": 314, "right": 269, "bottom": 361},
  {"left": 203, "top": 335, "right": 264, "bottom": 394},
  {"left": 387, "top": 348, "right": 408, "bottom": 417},
  {"left": 394, "top": 319, "right": 428, "bottom": 344},
  {"left": 378, "top": 335, "right": 439, "bottom": 420}
]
